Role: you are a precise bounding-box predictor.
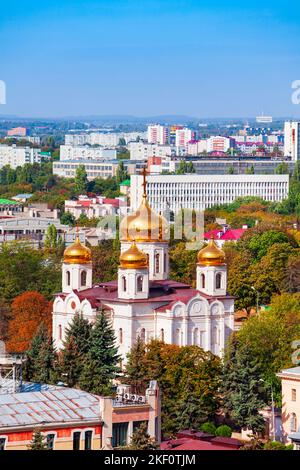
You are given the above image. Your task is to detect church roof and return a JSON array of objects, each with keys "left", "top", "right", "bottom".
[{"left": 56, "top": 279, "right": 233, "bottom": 309}]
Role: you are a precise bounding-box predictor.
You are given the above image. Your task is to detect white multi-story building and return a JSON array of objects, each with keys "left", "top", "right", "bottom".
[
  {"left": 147, "top": 125, "right": 169, "bottom": 145},
  {"left": 0, "top": 145, "right": 41, "bottom": 169},
  {"left": 175, "top": 128, "right": 193, "bottom": 148},
  {"left": 284, "top": 121, "right": 300, "bottom": 160},
  {"left": 53, "top": 176, "right": 235, "bottom": 362},
  {"left": 53, "top": 160, "right": 119, "bottom": 180},
  {"left": 130, "top": 174, "right": 289, "bottom": 214},
  {"left": 65, "top": 132, "right": 147, "bottom": 147},
  {"left": 187, "top": 140, "right": 208, "bottom": 155},
  {"left": 128, "top": 141, "right": 175, "bottom": 160},
  {"left": 207, "top": 136, "right": 234, "bottom": 153},
  {"left": 60, "top": 145, "right": 117, "bottom": 161}
]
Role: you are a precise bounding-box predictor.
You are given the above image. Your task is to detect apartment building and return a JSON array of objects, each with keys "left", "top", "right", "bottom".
[
  {"left": 278, "top": 367, "right": 300, "bottom": 448},
  {"left": 60, "top": 145, "right": 117, "bottom": 161},
  {"left": 284, "top": 121, "right": 300, "bottom": 160},
  {"left": 0, "top": 145, "right": 41, "bottom": 169}
]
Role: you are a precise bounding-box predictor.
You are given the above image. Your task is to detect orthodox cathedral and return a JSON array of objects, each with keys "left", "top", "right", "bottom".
[{"left": 52, "top": 175, "right": 235, "bottom": 362}]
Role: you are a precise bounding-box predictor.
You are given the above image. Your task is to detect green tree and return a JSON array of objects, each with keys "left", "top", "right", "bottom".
[
  {"left": 124, "top": 422, "right": 159, "bottom": 450},
  {"left": 215, "top": 425, "right": 232, "bottom": 437},
  {"left": 124, "top": 336, "right": 148, "bottom": 393},
  {"left": 79, "top": 311, "right": 121, "bottom": 395},
  {"left": 75, "top": 164, "right": 88, "bottom": 194},
  {"left": 247, "top": 230, "right": 289, "bottom": 261},
  {"left": 28, "top": 430, "right": 48, "bottom": 450},
  {"left": 222, "top": 338, "right": 267, "bottom": 435},
  {"left": 59, "top": 314, "right": 92, "bottom": 387},
  {"left": 227, "top": 165, "right": 234, "bottom": 174},
  {"left": 24, "top": 324, "right": 57, "bottom": 384},
  {"left": 115, "top": 161, "right": 128, "bottom": 184},
  {"left": 60, "top": 212, "right": 76, "bottom": 226}
]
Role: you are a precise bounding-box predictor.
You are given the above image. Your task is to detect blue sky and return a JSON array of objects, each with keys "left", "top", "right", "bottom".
[{"left": 1, "top": 0, "right": 300, "bottom": 118}]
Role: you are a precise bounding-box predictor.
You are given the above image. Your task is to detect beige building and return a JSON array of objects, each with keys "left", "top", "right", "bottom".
[{"left": 278, "top": 367, "right": 300, "bottom": 449}]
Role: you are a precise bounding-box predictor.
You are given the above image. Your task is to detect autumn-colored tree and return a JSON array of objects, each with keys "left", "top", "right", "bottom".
[{"left": 6, "top": 291, "right": 52, "bottom": 353}]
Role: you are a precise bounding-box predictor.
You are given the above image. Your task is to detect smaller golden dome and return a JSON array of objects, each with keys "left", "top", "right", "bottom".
[
  {"left": 63, "top": 236, "right": 92, "bottom": 264},
  {"left": 120, "top": 241, "right": 148, "bottom": 269},
  {"left": 197, "top": 235, "right": 226, "bottom": 266}
]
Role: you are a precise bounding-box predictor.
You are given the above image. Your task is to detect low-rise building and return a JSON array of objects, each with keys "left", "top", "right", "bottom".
[
  {"left": 277, "top": 366, "right": 300, "bottom": 448},
  {"left": 65, "top": 195, "right": 127, "bottom": 220},
  {"left": 0, "top": 381, "right": 160, "bottom": 450}
]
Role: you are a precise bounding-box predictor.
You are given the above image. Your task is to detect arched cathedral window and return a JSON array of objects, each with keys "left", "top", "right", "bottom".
[
  {"left": 137, "top": 275, "right": 143, "bottom": 292},
  {"left": 122, "top": 276, "right": 127, "bottom": 292},
  {"left": 66, "top": 271, "right": 71, "bottom": 286},
  {"left": 201, "top": 273, "right": 205, "bottom": 289},
  {"left": 216, "top": 273, "right": 222, "bottom": 289},
  {"left": 81, "top": 270, "right": 87, "bottom": 287}
]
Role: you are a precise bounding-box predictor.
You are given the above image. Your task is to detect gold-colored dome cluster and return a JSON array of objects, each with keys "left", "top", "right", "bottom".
[
  {"left": 197, "top": 235, "right": 226, "bottom": 266},
  {"left": 119, "top": 241, "right": 148, "bottom": 269},
  {"left": 63, "top": 236, "right": 92, "bottom": 264},
  {"left": 120, "top": 168, "right": 168, "bottom": 243}
]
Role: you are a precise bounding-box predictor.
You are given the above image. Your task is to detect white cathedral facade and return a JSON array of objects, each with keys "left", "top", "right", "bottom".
[{"left": 52, "top": 179, "right": 235, "bottom": 362}]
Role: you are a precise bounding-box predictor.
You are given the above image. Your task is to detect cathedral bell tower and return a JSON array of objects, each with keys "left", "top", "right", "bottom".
[
  {"left": 118, "top": 241, "right": 149, "bottom": 300},
  {"left": 119, "top": 168, "right": 169, "bottom": 281},
  {"left": 62, "top": 236, "right": 93, "bottom": 293},
  {"left": 196, "top": 235, "right": 227, "bottom": 296}
]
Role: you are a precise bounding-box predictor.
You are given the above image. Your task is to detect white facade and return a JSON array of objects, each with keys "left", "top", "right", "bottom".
[
  {"left": 0, "top": 145, "right": 41, "bottom": 169},
  {"left": 128, "top": 142, "right": 174, "bottom": 160},
  {"left": 60, "top": 145, "right": 117, "bottom": 161},
  {"left": 65, "top": 132, "right": 147, "bottom": 147},
  {"left": 207, "top": 136, "right": 233, "bottom": 153},
  {"left": 53, "top": 160, "right": 118, "bottom": 180},
  {"left": 175, "top": 128, "right": 192, "bottom": 148},
  {"left": 284, "top": 121, "right": 300, "bottom": 160},
  {"left": 130, "top": 174, "right": 289, "bottom": 214},
  {"left": 147, "top": 125, "right": 169, "bottom": 145}
]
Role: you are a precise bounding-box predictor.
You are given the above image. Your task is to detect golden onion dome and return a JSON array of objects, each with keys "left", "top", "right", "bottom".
[
  {"left": 119, "top": 241, "right": 148, "bottom": 269},
  {"left": 197, "top": 235, "right": 226, "bottom": 266},
  {"left": 63, "top": 236, "right": 92, "bottom": 264},
  {"left": 120, "top": 194, "right": 168, "bottom": 243}
]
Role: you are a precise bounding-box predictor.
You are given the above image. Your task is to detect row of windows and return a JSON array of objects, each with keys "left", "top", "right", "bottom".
[
  {"left": 0, "top": 430, "right": 93, "bottom": 451},
  {"left": 66, "top": 270, "right": 87, "bottom": 287},
  {"left": 200, "top": 272, "right": 223, "bottom": 290}
]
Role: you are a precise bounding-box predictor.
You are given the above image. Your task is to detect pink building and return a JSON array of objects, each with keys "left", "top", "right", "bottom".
[
  {"left": 7, "top": 127, "right": 27, "bottom": 137},
  {"left": 277, "top": 367, "right": 300, "bottom": 449}
]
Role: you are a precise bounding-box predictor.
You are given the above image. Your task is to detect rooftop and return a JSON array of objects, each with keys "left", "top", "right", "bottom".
[{"left": 0, "top": 384, "right": 100, "bottom": 430}]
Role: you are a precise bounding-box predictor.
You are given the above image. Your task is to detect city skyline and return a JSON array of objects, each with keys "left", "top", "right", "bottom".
[{"left": 1, "top": 0, "right": 300, "bottom": 118}]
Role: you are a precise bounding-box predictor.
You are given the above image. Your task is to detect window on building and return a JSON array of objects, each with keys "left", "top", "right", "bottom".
[
  {"left": 73, "top": 431, "right": 81, "bottom": 450},
  {"left": 58, "top": 325, "right": 62, "bottom": 341},
  {"left": 84, "top": 431, "right": 93, "bottom": 450},
  {"left": 160, "top": 328, "right": 165, "bottom": 342},
  {"left": 137, "top": 275, "right": 143, "bottom": 292},
  {"left": 112, "top": 423, "right": 128, "bottom": 448},
  {"left": 201, "top": 273, "right": 205, "bottom": 289},
  {"left": 81, "top": 270, "right": 87, "bottom": 287},
  {"left": 122, "top": 276, "right": 127, "bottom": 292},
  {"left": 291, "top": 413, "right": 297, "bottom": 432},
  {"left": 0, "top": 438, "right": 6, "bottom": 451},
  {"left": 292, "top": 389, "right": 297, "bottom": 402},
  {"left": 46, "top": 434, "right": 55, "bottom": 450},
  {"left": 119, "top": 328, "right": 123, "bottom": 344},
  {"left": 133, "top": 421, "right": 148, "bottom": 433},
  {"left": 66, "top": 271, "right": 71, "bottom": 286},
  {"left": 140, "top": 328, "right": 146, "bottom": 342},
  {"left": 155, "top": 253, "right": 160, "bottom": 274},
  {"left": 193, "top": 328, "right": 199, "bottom": 346},
  {"left": 216, "top": 273, "right": 222, "bottom": 289}
]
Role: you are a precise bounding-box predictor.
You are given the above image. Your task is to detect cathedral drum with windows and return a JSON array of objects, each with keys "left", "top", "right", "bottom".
[{"left": 52, "top": 174, "right": 235, "bottom": 361}]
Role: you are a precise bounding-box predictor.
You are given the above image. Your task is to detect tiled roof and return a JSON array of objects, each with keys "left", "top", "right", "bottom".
[
  {"left": 161, "top": 438, "right": 239, "bottom": 451},
  {"left": 204, "top": 229, "right": 247, "bottom": 241},
  {"left": 0, "top": 385, "right": 100, "bottom": 429}
]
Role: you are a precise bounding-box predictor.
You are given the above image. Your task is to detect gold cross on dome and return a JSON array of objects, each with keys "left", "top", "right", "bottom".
[{"left": 141, "top": 167, "right": 148, "bottom": 196}]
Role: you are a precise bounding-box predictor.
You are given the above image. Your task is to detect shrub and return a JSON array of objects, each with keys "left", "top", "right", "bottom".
[
  {"left": 215, "top": 425, "right": 232, "bottom": 437},
  {"left": 200, "top": 422, "right": 216, "bottom": 435}
]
